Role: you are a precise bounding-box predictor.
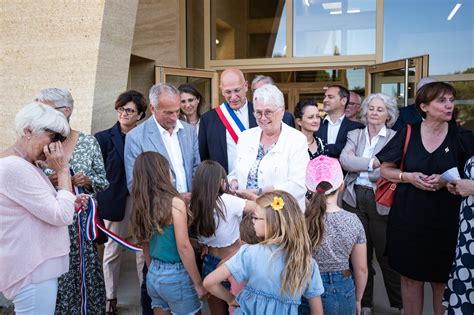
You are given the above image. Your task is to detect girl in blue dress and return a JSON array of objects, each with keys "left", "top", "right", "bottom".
[{"left": 204, "top": 190, "right": 324, "bottom": 314}]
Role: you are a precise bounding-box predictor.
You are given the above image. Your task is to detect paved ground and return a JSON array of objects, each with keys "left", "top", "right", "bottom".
[{"left": 1, "top": 250, "right": 436, "bottom": 315}]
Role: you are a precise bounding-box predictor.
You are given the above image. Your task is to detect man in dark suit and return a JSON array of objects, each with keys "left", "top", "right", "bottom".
[
  {"left": 199, "top": 68, "right": 257, "bottom": 173},
  {"left": 316, "top": 84, "right": 363, "bottom": 158}
]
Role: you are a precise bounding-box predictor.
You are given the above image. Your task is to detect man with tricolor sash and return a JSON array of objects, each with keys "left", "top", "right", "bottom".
[{"left": 199, "top": 68, "right": 257, "bottom": 173}]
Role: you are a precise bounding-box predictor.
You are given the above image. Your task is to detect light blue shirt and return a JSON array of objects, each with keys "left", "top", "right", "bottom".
[{"left": 226, "top": 244, "right": 324, "bottom": 314}]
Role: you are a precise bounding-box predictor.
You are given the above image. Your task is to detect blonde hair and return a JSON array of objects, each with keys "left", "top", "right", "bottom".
[{"left": 256, "top": 191, "right": 313, "bottom": 296}]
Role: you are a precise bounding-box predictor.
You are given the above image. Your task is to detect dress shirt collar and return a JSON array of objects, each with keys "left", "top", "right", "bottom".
[
  {"left": 153, "top": 115, "right": 183, "bottom": 136},
  {"left": 232, "top": 100, "right": 248, "bottom": 115},
  {"left": 364, "top": 125, "right": 387, "bottom": 139},
  {"left": 324, "top": 114, "right": 345, "bottom": 126}
]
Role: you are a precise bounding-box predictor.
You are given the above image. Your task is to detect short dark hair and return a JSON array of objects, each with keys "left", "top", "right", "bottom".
[
  {"left": 294, "top": 99, "right": 317, "bottom": 119},
  {"left": 415, "top": 82, "right": 456, "bottom": 118},
  {"left": 114, "top": 90, "right": 147, "bottom": 120},
  {"left": 178, "top": 83, "right": 205, "bottom": 118},
  {"left": 327, "top": 84, "right": 350, "bottom": 108}
]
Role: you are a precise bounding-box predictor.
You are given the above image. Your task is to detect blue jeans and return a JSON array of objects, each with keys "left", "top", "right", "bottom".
[
  {"left": 299, "top": 271, "right": 356, "bottom": 315},
  {"left": 146, "top": 259, "right": 201, "bottom": 314},
  {"left": 201, "top": 254, "right": 231, "bottom": 290}
]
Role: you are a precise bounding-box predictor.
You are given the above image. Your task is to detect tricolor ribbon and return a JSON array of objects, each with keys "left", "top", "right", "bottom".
[
  {"left": 72, "top": 174, "right": 141, "bottom": 314},
  {"left": 215, "top": 101, "right": 246, "bottom": 143}
]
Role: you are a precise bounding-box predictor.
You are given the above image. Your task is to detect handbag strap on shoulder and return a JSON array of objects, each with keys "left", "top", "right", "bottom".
[{"left": 399, "top": 124, "right": 412, "bottom": 171}]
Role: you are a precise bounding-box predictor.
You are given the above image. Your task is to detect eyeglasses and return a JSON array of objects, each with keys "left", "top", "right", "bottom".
[
  {"left": 253, "top": 109, "right": 280, "bottom": 119},
  {"left": 54, "top": 106, "right": 69, "bottom": 110},
  {"left": 117, "top": 107, "right": 138, "bottom": 115},
  {"left": 348, "top": 102, "right": 361, "bottom": 107},
  {"left": 251, "top": 216, "right": 265, "bottom": 223},
  {"left": 222, "top": 87, "right": 245, "bottom": 97},
  {"left": 44, "top": 129, "right": 67, "bottom": 142}
]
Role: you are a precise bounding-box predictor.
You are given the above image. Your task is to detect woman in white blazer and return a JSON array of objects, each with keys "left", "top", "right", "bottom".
[
  {"left": 339, "top": 93, "right": 401, "bottom": 314},
  {"left": 229, "top": 84, "right": 309, "bottom": 211}
]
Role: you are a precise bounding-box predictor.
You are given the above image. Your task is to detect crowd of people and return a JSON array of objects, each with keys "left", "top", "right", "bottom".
[{"left": 1, "top": 67, "right": 473, "bottom": 315}]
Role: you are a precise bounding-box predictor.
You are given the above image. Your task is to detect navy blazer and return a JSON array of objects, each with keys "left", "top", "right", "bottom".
[
  {"left": 315, "top": 116, "right": 364, "bottom": 158},
  {"left": 199, "top": 101, "right": 296, "bottom": 172},
  {"left": 94, "top": 122, "right": 129, "bottom": 221}
]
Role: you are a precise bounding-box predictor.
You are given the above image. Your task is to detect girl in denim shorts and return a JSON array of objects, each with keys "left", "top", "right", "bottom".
[
  {"left": 303, "top": 155, "right": 368, "bottom": 315},
  {"left": 203, "top": 191, "right": 325, "bottom": 314},
  {"left": 190, "top": 160, "right": 255, "bottom": 314},
  {"left": 130, "top": 152, "right": 207, "bottom": 314}
]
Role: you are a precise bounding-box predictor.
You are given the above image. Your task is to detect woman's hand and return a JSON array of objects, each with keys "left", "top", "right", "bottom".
[
  {"left": 356, "top": 300, "right": 361, "bottom": 315},
  {"left": 194, "top": 283, "right": 209, "bottom": 300},
  {"left": 48, "top": 172, "right": 59, "bottom": 186},
  {"left": 44, "top": 141, "right": 69, "bottom": 173},
  {"left": 447, "top": 179, "right": 474, "bottom": 196},
  {"left": 72, "top": 172, "right": 92, "bottom": 190},
  {"left": 406, "top": 172, "right": 436, "bottom": 191},
  {"left": 424, "top": 174, "right": 447, "bottom": 191},
  {"left": 74, "top": 194, "right": 90, "bottom": 210}
]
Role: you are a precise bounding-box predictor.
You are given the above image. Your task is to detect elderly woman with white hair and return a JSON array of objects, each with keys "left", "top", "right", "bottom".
[
  {"left": 339, "top": 93, "right": 402, "bottom": 314},
  {"left": 229, "top": 84, "right": 309, "bottom": 210},
  {"left": 35, "top": 88, "right": 109, "bottom": 314},
  {"left": 0, "top": 103, "right": 88, "bottom": 314}
]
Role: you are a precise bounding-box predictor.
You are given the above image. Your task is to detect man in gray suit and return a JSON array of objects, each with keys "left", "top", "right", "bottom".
[
  {"left": 124, "top": 83, "right": 200, "bottom": 197},
  {"left": 124, "top": 83, "right": 200, "bottom": 315}
]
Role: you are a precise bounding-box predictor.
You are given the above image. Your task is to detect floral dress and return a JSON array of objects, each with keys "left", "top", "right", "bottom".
[
  {"left": 55, "top": 132, "right": 109, "bottom": 315},
  {"left": 443, "top": 156, "right": 474, "bottom": 315}
]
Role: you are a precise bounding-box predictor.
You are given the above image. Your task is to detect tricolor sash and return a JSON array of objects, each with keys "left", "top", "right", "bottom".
[
  {"left": 72, "top": 173, "right": 141, "bottom": 315},
  {"left": 215, "top": 102, "right": 246, "bottom": 143}
]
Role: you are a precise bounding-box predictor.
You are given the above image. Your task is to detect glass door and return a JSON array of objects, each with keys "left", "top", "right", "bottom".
[
  {"left": 156, "top": 66, "right": 219, "bottom": 113},
  {"left": 366, "top": 55, "right": 429, "bottom": 107}
]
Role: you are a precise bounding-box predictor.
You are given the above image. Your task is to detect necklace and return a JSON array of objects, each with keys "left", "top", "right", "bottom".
[
  {"left": 12, "top": 145, "right": 26, "bottom": 158},
  {"left": 308, "top": 137, "right": 315, "bottom": 145}
]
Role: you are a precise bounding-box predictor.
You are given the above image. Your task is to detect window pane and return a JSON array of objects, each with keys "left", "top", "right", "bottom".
[
  {"left": 166, "top": 75, "right": 212, "bottom": 114},
  {"left": 383, "top": 0, "right": 474, "bottom": 75},
  {"left": 186, "top": 0, "right": 205, "bottom": 68},
  {"left": 211, "top": 0, "right": 287, "bottom": 60},
  {"left": 451, "top": 80, "right": 474, "bottom": 132},
  {"left": 293, "top": 0, "right": 376, "bottom": 57}
]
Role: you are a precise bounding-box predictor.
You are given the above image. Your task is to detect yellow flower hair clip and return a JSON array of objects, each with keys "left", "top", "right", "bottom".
[{"left": 271, "top": 196, "right": 285, "bottom": 211}]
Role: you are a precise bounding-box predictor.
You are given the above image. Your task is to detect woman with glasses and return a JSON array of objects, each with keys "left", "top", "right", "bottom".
[
  {"left": 0, "top": 102, "right": 86, "bottom": 314},
  {"left": 35, "top": 88, "right": 109, "bottom": 315},
  {"left": 228, "top": 84, "right": 309, "bottom": 211},
  {"left": 178, "top": 84, "right": 205, "bottom": 133},
  {"left": 94, "top": 90, "right": 147, "bottom": 314}
]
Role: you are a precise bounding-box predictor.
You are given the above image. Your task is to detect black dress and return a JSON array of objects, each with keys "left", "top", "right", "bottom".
[{"left": 376, "top": 122, "right": 465, "bottom": 283}]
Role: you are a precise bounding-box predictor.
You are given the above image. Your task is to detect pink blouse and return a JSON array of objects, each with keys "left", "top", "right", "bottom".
[{"left": 0, "top": 156, "right": 75, "bottom": 299}]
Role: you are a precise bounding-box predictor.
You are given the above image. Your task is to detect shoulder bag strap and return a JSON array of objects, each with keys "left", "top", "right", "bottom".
[{"left": 399, "top": 124, "right": 412, "bottom": 171}]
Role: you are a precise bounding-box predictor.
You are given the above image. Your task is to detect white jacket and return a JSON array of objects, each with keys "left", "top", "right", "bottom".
[{"left": 229, "top": 123, "right": 309, "bottom": 211}]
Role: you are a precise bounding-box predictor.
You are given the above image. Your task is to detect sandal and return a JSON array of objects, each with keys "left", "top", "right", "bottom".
[{"left": 106, "top": 298, "right": 118, "bottom": 315}]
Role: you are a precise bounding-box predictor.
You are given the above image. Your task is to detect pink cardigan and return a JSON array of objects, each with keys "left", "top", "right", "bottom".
[{"left": 0, "top": 156, "right": 75, "bottom": 299}]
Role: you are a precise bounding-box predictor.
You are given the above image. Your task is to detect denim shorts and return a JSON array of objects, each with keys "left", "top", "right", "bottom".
[
  {"left": 201, "top": 254, "right": 231, "bottom": 290},
  {"left": 146, "top": 259, "right": 201, "bottom": 314},
  {"left": 299, "top": 271, "right": 355, "bottom": 315}
]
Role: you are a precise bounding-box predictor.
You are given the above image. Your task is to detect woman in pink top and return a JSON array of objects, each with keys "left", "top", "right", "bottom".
[{"left": 0, "top": 103, "right": 86, "bottom": 314}]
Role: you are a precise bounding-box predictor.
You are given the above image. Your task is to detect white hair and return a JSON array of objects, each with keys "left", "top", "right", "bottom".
[
  {"left": 15, "top": 102, "right": 70, "bottom": 138},
  {"left": 359, "top": 93, "right": 399, "bottom": 128},
  {"left": 35, "top": 88, "right": 74, "bottom": 110},
  {"left": 149, "top": 83, "right": 179, "bottom": 109},
  {"left": 253, "top": 84, "right": 284, "bottom": 109}
]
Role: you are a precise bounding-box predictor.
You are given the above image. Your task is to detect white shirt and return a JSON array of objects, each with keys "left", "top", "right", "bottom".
[
  {"left": 355, "top": 126, "right": 387, "bottom": 188},
  {"left": 324, "top": 114, "right": 345, "bottom": 144},
  {"left": 154, "top": 117, "right": 188, "bottom": 192},
  {"left": 198, "top": 193, "right": 246, "bottom": 248},
  {"left": 226, "top": 100, "right": 250, "bottom": 173}
]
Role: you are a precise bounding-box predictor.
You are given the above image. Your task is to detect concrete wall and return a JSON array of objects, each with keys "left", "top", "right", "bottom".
[{"left": 0, "top": 0, "right": 138, "bottom": 149}]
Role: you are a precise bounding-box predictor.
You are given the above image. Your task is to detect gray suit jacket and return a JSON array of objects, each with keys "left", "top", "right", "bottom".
[
  {"left": 340, "top": 127, "right": 396, "bottom": 215},
  {"left": 124, "top": 117, "right": 200, "bottom": 191}
]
